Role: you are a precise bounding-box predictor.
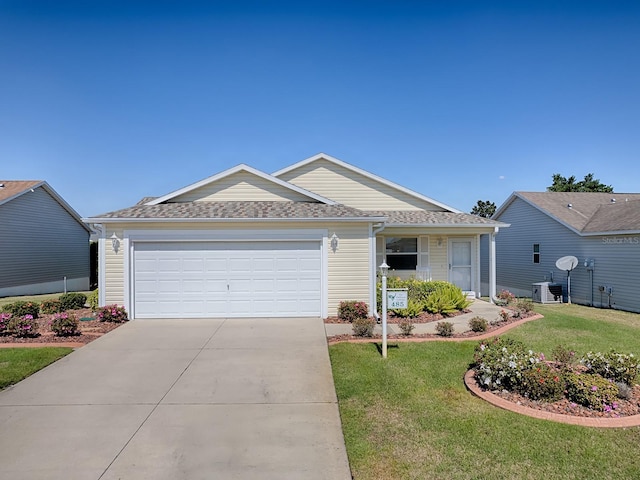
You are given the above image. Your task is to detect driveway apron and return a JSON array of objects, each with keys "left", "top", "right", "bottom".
[{"left": 0, "top": 318, "right": 351, "bottom": 480}]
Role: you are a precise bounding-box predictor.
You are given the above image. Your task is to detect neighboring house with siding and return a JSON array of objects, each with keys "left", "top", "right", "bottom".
[
  {"left": 84, "top": 153, "right": 508, "bottom": 319},
  {"left": 481, "top": 191, "right": 640, "bottom": 313},
  {"left": 0, "top": 180, "right": 91, "bottom": 297}
]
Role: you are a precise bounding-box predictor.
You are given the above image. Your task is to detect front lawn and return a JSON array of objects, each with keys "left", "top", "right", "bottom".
[
  {"left": 0, "top": 348, "right": 73, "bottom": 389},
  {"left": 330, "top": 304, "right": 640, "bottom": 479}
]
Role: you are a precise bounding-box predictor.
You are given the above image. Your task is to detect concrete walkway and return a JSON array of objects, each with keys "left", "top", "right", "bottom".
[
  {"left": 324, "top": 298, "right": 506, "bottom": 337},
  {"left": 0, "top": 318, "right": 351, "bottom": 480}
]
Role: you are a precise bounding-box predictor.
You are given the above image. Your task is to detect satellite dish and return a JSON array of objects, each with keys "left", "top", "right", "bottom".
[
  {"left": 555, "top": 255, "right": 579, "bottom": 304},
  {"left": 556, "top": 255, "right": 578, "bottom": 271}
]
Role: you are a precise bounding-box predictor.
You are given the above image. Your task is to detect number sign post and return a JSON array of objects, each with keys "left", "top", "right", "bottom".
[{"left": 380, "top": 263, "right": 408, "bottom": 358}]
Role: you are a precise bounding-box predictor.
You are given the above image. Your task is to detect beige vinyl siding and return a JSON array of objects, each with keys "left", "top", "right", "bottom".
[
  {"left": 104, "top": 226, "right": 125, "bottom": 305},
  {"left": 327, "top": 224, "right": 371, "bottom": 315},
  {"left": 169, "top": 171, "right": 313, "bottom": 203},
  {"left": 102, "top": 221, "right": 372, "bottom": 316},
  {"left": 277, "top": 159, "right": 444, "bottom": 211}
]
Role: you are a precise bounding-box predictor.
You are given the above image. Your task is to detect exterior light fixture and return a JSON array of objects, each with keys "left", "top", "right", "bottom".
[
  {"left": 437, "top": 237, "right": 443, "bottom": 247},
  {"left": 111, "top": 233, "right": 120, "bottom": 253},
  {"left": 330, "top": 233, "right": 339, "bottom": 252},
  {"left": 379, "top": 262, "right": 389, "bottom": 277}
]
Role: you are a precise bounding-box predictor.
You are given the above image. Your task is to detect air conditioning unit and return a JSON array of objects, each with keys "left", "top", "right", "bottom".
[{"left": 532, "top": 282, "right": 563, "bottom": 303}]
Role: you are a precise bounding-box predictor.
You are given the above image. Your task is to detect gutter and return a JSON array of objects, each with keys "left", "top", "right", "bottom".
[{"left": 82, "top": 216, "right": 388, "bottom": 224}]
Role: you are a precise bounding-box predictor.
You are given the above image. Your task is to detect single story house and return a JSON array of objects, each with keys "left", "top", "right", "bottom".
[
  {"left": 0, "top": 180, "right": 91, "bottom": 297},
  {"left": 482, "top": 191, "right": 640, "bottom": 313},
  {"left": 85, "top": 153, "right": 508, "bottom": 319}
]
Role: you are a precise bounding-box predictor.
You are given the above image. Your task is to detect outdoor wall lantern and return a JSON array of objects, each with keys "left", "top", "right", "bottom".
[
  {"left": 111, "top": 233, "right": 121, "bottom": 253},
  {"left": 437, "top": 237, "right": 443, "bottom": 247},
  {"left": 330, "top": 233, "right": 339, "bottom": 253}
]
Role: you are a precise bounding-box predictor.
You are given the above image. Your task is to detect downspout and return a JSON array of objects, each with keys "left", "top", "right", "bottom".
[{"left": 371, "top": 222, "right": 386, "bottom": 319}]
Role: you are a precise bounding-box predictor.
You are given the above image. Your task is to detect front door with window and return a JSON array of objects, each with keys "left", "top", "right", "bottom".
[{"left": 449, "top": 239, "right": 472, "bottom": 292}]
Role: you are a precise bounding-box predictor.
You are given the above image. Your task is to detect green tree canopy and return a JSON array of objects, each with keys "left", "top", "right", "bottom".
[
  {"left": 471, "top": 200, "right": 496, "bottom": 218},
  {"left": 547, "top": 173, "right": 613, "bottom": 193}
]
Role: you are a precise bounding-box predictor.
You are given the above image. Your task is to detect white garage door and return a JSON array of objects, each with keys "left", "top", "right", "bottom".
[{"left": 133, "top": 241, "right": 321, "bottom": 318}]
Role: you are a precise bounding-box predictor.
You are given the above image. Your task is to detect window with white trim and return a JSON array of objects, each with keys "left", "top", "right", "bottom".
[
  {"left": 384, "top": 236, "right": 429, "bottom": 271},
  {"left": 533, "top": 243, "right": 540, "bottom": 264}
]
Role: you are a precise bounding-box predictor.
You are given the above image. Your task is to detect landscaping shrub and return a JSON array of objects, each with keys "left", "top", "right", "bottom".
[
  {"left": 1, "top": 301, "right": 40, "bottom": 319},
  {"left": 474, "top": 337, "right": 538, "bottom": 390},
  {"left": 97, "top": 304, "right": 128, "bottom": 323},
  {"left": 376, "top": 278, "right": 452, "bottom": 313},
  {"left": 552, "top": 344, "right": 577, "bottom": 371},
  {"left": 497, "top": 309, "right": 510, "bottom": 323},
  {"left": 565, "top": 372, "right": 619, "bottom": 411},
  {"left": 88, "top": 289, "right": 99, "bottom": 311},
  {"left": 516, "top": 364, "right": 565, "bottom": 401},
  {"left": 40, "top": 299, "right": 62, "bottom": 315},
  {"left": 616, "top": 381, "right": 633, "bottom": 400},
  {"left": 513, "top": 298, "right": 534, "bottom": 315},
  {"left": 581, "top": 350, "right": 639, "bottom": 386},
  {"left": 0, "top": 313, "right": 11, "bottom": 334},
  {"left": 50, "top": 312, "right": 79, "bottom": 336},
  {"left": 58, "top": 292, "right": 87, "bottom": 310},
  {"left": 338, "top": 300, "right": 369, "bottom": 322},
  {"left": 7, "top": 314, "right": 40, "bottom": 338},
  {"left": 352, "top": 317, "right": 375, "bottom": 337},
  {"left": 468, "top": 316, "right": 488, "bottom": 332},
  {"left": 393, "top": 300, "right": 424, "bottom": 319},
  {"left": 435, "top": 321, "right": 454, "bottom": 337},
  {"left": 424, "top": 284, "right": 471, "bottom": 315},
  {"left": 398, "top": 319, "right": 415, "bottom": 336},
  {"left": 495, "top": 289, "right": 515, "bottom": 305}
]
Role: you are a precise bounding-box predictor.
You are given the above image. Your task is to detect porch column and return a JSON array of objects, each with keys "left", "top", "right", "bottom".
[{"left": 489, "top": 230, "right": 497, "bottom": 303}]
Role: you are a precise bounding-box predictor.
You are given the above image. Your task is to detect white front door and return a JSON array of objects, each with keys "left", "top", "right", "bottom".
[{"left": 449, "top": 239, "right": 473, "bottom": 292}]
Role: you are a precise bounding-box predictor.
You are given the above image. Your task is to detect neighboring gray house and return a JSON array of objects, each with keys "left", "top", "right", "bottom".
[
  {"left": 481, "top": 191, "right": 640, "bottom": 313},
  {"left": 0, "top": 180, "right": 91, "bottom": 297}
]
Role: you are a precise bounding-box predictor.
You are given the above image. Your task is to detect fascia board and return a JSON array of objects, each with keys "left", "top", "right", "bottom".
[
  {"left": 82, "top": 216, "right": 388, "bottom": 223},
  {"left": 581, "top": 230, "right": 640, "bottom": 236},
  {"left": 146, "top": 164, "right": 337, "bottom": 206},
  {"left": 385, "top": 222, "right": 510, "bottom": 228},
  {"left": 273, "top": 153, "right": 462, "bottom": 213}
]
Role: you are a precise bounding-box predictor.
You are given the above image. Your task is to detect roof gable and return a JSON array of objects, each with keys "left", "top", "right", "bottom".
[
  {"left": 494, "top": 191, "right": 640, "bottom": 235},
  {"left": 147, "top": 164, "right": 336, "bottom": 206},
  {"left": 0, "top": 180, "right": 90, "bottom": 233},
  {"left": 273, "top": 153, "right": 460, "bottom": 213}
]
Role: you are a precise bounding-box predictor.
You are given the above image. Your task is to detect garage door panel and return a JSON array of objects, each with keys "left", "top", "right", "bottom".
[{"left": 134, "top": 241, "right": 321, "bottom": 318}]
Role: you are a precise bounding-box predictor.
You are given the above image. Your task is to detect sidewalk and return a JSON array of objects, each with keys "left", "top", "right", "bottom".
[{"left": 324, "top": 299, "right": 505, "bottom": 337}]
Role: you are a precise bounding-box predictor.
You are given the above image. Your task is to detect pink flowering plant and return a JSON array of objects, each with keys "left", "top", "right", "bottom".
[
  {"left": 97, "top": 304, "right": 128, "bottom": 323},
  {"left": 495, "top": 289, "right": 516, "bottom": 305},
  {"left": 7, "top": 314, "right": 40, "bottom": 338},
  {"left": 0, "top": 312, "right": 11, "bottom": 334},
  {"left": 337, "top": 300, "right": 369, "bottom": 322},
  {"left": 50, "top": 312, "right": 79, "bottom": 336}
]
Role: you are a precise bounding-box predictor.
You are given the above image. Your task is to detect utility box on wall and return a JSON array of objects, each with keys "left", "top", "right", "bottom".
[{"left": 532, "top": 282, "right": 563, "bottom": 304}]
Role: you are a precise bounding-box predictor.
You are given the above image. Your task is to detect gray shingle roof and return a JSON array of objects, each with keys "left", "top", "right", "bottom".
[
  {"left": 513, "top": 192, "right": 640, "bottom": 233},
  {"left": 90, "top": 201, "right": 384, "bottom": 220},
  {"left": 370, "top": 210, "right": 506, "bottom": 226}
]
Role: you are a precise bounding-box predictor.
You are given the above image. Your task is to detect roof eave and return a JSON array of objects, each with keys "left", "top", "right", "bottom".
[
  {"left": 385, "top": 222, "right": 510, "bottom": 228},
  {"left": 83, "top": 216, "right": 387, "bottom": 223}
]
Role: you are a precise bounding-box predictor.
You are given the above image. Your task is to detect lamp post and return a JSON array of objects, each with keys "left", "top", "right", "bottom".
[{"left": 379, "top": 262, "right": 389, "bottom": 358}]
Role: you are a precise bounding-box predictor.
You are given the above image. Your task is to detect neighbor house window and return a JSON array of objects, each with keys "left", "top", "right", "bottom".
[
  {"left": 385, "top": 237, "right": 418, "bottom": 270},
  {"left": 533, "top": 243, "right": 540, "bottom": 264}
]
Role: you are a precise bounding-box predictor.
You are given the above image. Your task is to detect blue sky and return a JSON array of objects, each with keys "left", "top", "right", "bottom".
[{"left": 1, "top": 1, "right": 638, "bottom": 217}]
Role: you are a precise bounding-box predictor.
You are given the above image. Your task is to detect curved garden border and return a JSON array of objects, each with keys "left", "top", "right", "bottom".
[{"left": 464, "top": 369, "right": 640, "bottom": 428}]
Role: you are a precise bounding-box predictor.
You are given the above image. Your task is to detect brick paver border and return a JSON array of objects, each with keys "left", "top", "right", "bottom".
[{"left": 464, "top": 369, "right": 640, "bottom": 428}]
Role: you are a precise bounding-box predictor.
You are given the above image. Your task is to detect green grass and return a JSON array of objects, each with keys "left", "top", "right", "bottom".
[
  {"left": 330, "top": 304, "right": 640, "bottom": 479},
  {"left": 0, "top": 291, "right": 92, "bottom": 308},
  {"left": 0, "top": 347, "right": 73, "bottom": 390}
]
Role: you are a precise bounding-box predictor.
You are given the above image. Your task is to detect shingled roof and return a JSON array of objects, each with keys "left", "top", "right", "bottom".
[
  {"left": 370, "top": 210, "right": 507, "bottom": 227},
  {"left": 88, "top": 201, "right": 385, "bottom": 221},
  {"left": 0, "top": 180, "right": 43, "bottom": 204},
  {"left": 497, "top": 192, "right": 640, "bottom": 234}
]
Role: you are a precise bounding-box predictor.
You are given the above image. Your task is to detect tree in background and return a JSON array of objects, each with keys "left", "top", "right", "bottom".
[
  {"left": 547, "top": 173, "right": 613, "bottom": 193},
  {"left": 471, "top": 200, "right": 496, "bottom": 218}
]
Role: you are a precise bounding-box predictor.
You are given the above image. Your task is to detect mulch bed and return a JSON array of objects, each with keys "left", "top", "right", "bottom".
[
  {"left": 0, "top": 308, "right": 126, "bottom": 345},
  {"left": 468, "top": 370, "right": 640, "bottom": 419},
  {"left": 324, "top": 308, "right": 469, "bottom": 324}
]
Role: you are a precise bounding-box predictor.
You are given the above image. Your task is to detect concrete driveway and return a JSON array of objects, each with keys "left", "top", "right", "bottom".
[{"left": 0, "top": 318, "right": 351, "bottom": 480}]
